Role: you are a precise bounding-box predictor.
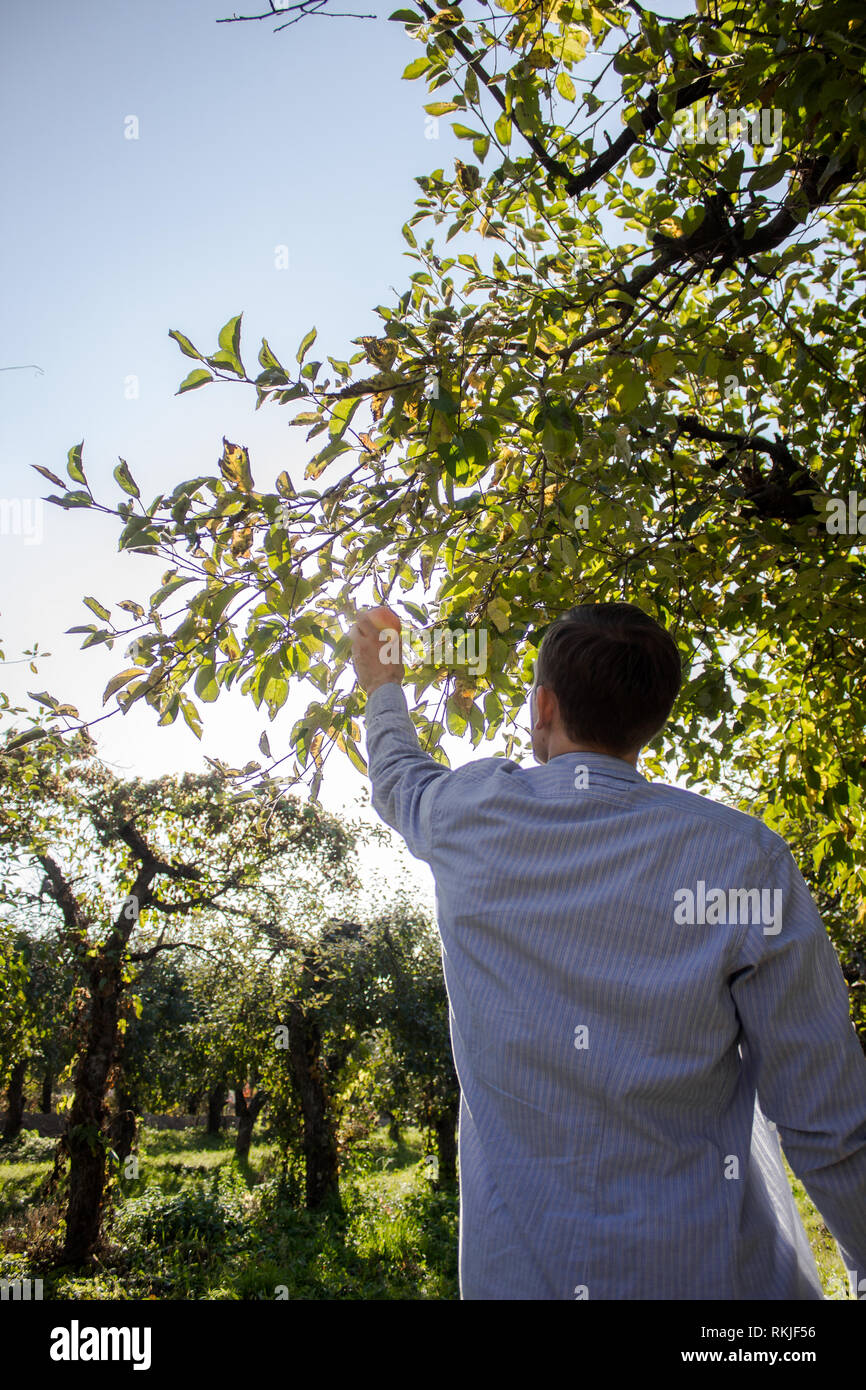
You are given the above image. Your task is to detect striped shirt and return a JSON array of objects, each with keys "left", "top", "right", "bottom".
[{"left": 365, "top": 682, "right": 866, "bottom": 1300}]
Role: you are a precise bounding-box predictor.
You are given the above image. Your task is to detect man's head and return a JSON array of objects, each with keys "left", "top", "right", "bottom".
[{"left": 529, "top": 603, "right": 682, "bottom": 765}]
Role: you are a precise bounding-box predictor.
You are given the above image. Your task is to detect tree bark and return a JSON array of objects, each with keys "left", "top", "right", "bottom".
[
  {"left": 234, "top": 1084, "right": 268, "bottom": 1162},
  {"left": 288, "top": 1001, "right": 341, "bottom": 1210},
  {"left": 61, "top": 958, "right": 121, "bottom": 1264},
  {"left": 433, "top": 1100, "right": 458, "bottom": 1188},
  {"left": 109, "top": 1079, "right": 138, "bottom": 1165},
  {"left": 206, "top": 1081, "right": 228, "bottom": 1136},
  {"left": 40, "top": 1068, "right": 53, "bottom": 1114},
  {"left": 2, "top": 1059, "right": 27, "bottom": 1142}
]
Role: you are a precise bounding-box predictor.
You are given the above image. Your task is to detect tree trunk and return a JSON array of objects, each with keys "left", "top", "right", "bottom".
[
  {"left": 109, "top": 1080, "right": 138, "bottom": 1165},
  {"left": 234, "top": 1085, "right": 268, "bottom": 1162},
  {"left": 385, "top": 1109, "right": 401, "bottom": 1146},
  {"left": 61, "top": 960, "right": 121, "bottom": 1265},
  {"left": 40, "top": 1068, "right": 53, "bottom": 1114},
  {"left": 206, "top": 1081, "right": 227, "bottom": 1136},
  {"left": 288, "top": 1002, "right": 341, "bottom": 1210},
  {"left": 434, "top": 1100, "right": 458, "bottom": 1188},
  {"left": 2, "top": 1059, "right": 27, "bottom": 1142}
]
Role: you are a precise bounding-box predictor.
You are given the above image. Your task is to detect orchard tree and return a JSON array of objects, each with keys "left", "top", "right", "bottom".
[
  {"left": 182, "top": 943, "right": 279, "bottom": 1159},
  {"left": 1, "top": 646, "right": 94, "bottom": 1137},
  {"left": 0, "top": 925, "right": 34, "bottom": 1141},
  {"left": 266, "top": 919, "right": 382, "bottom": 1210},
  {"left": 0, "top": 752, "right": 358, "bottom": 1265},
  {"left": 364, "top": 906, "right": 460, "bottom": 1185},
  {"left": 108, "top": 949, "right": 198, "bottom": 1163},
  {"left": 39, "top": 2, "right": 866, "bottom": 963},
  {"left": 0, "top": 928, "right": 75, "bottom": 1140}
]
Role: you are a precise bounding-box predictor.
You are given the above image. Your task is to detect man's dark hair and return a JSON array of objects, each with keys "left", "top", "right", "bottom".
[{"left": 535, "top": 603, "right": 682, "bottom": 755}]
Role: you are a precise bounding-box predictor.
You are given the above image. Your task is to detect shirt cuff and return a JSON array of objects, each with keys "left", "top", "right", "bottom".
[{"left": 365, "top": 682, "right": 410, "bottom": 720}]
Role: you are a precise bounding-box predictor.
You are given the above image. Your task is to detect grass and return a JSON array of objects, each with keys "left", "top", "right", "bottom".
[
  {"left": 782, "top": 1154, "right": 851, "bottom": 1300},
  {"left": 0, "top": 1123, "right": 853, "bottom": 1299},
  {"left": 0, "top": 1122, "right": 459, "bottom": 1301}
]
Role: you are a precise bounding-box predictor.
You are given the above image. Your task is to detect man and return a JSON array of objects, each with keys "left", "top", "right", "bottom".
[{"left": 351, "top": 600, "right": 866, "bottom": 1300}]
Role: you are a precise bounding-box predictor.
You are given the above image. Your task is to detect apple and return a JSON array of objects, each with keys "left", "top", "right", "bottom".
[{"left": 365, "top": 605, "right": 401, "bottom": 635}]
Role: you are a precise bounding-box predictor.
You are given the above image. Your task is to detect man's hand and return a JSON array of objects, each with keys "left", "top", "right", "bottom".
[{"left": 351, "top": 607, "right": 405, "bottom": 694}]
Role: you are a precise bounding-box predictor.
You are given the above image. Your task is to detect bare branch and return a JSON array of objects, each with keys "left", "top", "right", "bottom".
[{"left": 216, "top": 1, "right": 376, "bottom": 30}]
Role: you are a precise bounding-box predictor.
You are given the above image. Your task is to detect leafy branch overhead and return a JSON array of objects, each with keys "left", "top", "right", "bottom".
[{"left": 37, "top": 0, "right": 866, "bottom": 894}]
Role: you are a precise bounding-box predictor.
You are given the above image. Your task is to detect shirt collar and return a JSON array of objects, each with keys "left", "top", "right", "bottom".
[{"left": 548, "top": 750, "right": 648, "bottom": 783}]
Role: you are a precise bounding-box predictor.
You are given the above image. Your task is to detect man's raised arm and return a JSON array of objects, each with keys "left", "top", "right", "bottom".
[{"left": 351, "top": 608, "right": 451, "bottom": 863}]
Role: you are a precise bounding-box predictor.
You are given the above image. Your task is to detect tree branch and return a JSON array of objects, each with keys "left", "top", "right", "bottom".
[
  {"left": 117, "top": 820, "right": 203, "bottom": 884},
  {"left": 38, "top": 854, "right": 90, "bottom": 944},
  {"left": 216, "top": 1, "right": 375, "bottom": 30}
]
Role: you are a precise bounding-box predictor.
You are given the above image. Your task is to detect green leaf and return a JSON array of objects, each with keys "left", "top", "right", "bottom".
[
  {"left": 296, "top": 326, "right": 317, "bottom": 365},
  {"left": 67, "top": 442, "right": 87, "bottom": 487},
  {"left": 46, "top": 490, "right": 91, "bottom": 509},
  {"left": 177, "top": 368, "right": 213, "bottom": 395},
  {"left": 402, "top": 55, "right": 430, "bottom": 79},
  {"left": 342, "top": 737, "right": 367, "bottom": 775},
  {"left": 389, "top": 8, "right": 422, "bottom": 21},
  {"left": 446, "top": 697, "right": 467, "bottom": 737},
  {"left": 749, "top": 158, "right": 788, "bottom": 192},
  {"left": 102, "top": 669, "right": 143, "bottom": 705},
  {"left": 556, "top": 71, "right": 576, "bottom": 101},
  {"left": 473, "top": 135, "right": 490, "bottom": 162},
  {"left": 206, "top": 351, "right": 244, "bottom": 376},
  {"left": 628, "top": 147, "right": 656, "bottom": 178},
  {"left": 150, "top": 576, "right": 195, "bottom": 611},
  {"left": 329, "top": 395, "right": 362, "bottom": 439},
  {"left": 179, "top": 695, "right": 203, "bottom": 739},
  {"left": 258, "top": 338, "right": 284, "bottom": 371},
  {"left": 494, "top": 113, "right": 512, "bottom": 145},
  {"left": 194, "top": 665, "right": 220, "bottom": 703},
  {"left": 218, "top": 313, "right": 243, "bottom": 367},
  {"left": 4, "top": 728, "right": 47, "bottom": 751},
  {"left": 113, "top": 459, "right": 140, "bottom": 498},
  {"left": 305, "top": 439, "right": 352, "bottom": 479},
  {"left": 169, "top": 329, "right": 204, "bottom": 361},
  {"left": 610, "top": 365, "right": 645, "bottom": 413},
  {"left": 680, "top": 205, "right": 706, "bottom": 236},
  {"left": 83, "top": 596, "right": 111, "bottom": 622}
]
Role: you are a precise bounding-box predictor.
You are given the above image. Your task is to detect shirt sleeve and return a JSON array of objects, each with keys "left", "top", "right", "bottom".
[
  {"left": 363, "top": 682, "right": 451, "bottom": 863},
  {"left": 729, "top": 843, "right": 866, "bottom": 1299}
]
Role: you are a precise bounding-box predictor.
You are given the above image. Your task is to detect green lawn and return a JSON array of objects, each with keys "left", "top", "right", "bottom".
[
  {"left": 0, "top": 1123, "right": 459, "bottom": 1300},
  {"left": 0, "top": 1124, "right": 853, "bottom": 1299}
]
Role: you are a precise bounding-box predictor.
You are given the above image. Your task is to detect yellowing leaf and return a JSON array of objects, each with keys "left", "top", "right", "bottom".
[
  {"left": 219, "top": 438, "right": 254, "bottom": 492},
  {"left": 102, "top": 669, "right": 144, "bottom": 705}
]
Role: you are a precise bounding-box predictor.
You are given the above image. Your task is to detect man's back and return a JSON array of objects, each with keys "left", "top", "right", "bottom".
[{"left": 365, "top": 684, "right": 866, "bottom": 1300}]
